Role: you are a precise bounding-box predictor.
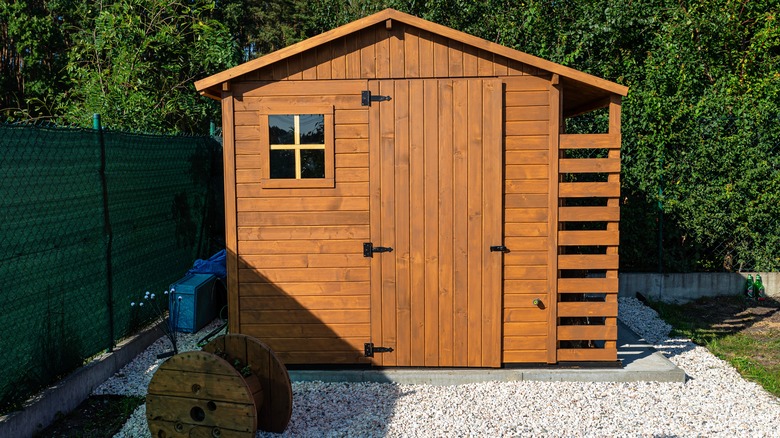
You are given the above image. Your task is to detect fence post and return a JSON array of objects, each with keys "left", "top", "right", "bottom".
[{"left": 95, "top": 114, "right": 115, "bottom": 351}]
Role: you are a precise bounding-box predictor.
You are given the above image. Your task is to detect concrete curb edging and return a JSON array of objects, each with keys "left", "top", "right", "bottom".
[
  {"left": 0, "top": 322, "right": 164, "bottom": 437},
  {"left": 289, "top": 323, "right": 686, "bottom": 385}
]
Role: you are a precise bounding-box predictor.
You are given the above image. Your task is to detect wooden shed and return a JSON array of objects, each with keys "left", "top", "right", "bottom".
[{"left": 195, "top": 9, "right": 628, "bottom": 367}]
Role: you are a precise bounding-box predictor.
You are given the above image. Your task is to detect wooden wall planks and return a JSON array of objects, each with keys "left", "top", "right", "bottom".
[
  {"left": 502, "top": 75, "right": 552, "bottom": 363},
  {"left": 239, "top": 22, "right": 541, "bottom": 82}
]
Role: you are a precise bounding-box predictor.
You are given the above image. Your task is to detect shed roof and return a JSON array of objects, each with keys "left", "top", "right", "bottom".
[{"left": 195, "top": 8, "right": 628, "bottom": 114}]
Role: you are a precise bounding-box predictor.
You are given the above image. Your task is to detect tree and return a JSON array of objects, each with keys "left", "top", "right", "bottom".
[{"left": 60, "top": 0, "right": 238, "bottom": 133}]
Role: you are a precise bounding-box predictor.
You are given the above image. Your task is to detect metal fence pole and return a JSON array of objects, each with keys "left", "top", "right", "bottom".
[{"left": 95, "top": 114, "right": 115, "bottom": 351}]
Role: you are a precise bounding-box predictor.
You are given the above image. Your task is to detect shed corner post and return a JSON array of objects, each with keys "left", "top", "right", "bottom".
[
  {"left": 221, "top": 88, "right": 240, "bottom": 334},
  {"left": 547, "top": 74, "right": 562, "bottom": 364},
  {"left": 606, "top": 94, "right": 622, "bottom": 355}
]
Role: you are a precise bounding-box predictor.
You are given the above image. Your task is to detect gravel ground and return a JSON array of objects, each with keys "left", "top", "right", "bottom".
[{"left": 109, "top": 298, "right": 780, "bottom": 437}]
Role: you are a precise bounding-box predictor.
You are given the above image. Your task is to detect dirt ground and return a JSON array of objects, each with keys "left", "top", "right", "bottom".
[{"left": 672, "top": 295, "right": 780, "bottom": 369}]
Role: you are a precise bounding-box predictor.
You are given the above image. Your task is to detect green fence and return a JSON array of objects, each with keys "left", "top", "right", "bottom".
[{"left": 0, "top": 121, "right": 223, "bottom": 413}]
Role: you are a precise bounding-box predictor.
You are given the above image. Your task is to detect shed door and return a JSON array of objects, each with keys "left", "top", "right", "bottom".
[{"left": 368, "top": 79, "right": 503, "bottom": 367}]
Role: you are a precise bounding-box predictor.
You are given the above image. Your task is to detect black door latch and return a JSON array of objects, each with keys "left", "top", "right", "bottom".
[
  {"left": 490, "top": 245, "right": 509, "bottom": 253},
  {"left": 363, "top": 242, "right": 394, "bottom": 257}
]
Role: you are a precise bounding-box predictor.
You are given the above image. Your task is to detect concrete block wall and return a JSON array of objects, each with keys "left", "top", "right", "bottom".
[{"left": 619, "top": 272, "right": 779, "bottom": 304}]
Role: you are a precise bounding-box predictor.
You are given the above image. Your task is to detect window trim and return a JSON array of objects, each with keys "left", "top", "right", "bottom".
[{"left": 259, "top": 105, "right": 334, "bottom": 188}]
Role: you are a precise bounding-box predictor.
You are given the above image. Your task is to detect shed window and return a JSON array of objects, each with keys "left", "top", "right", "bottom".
[{"left": 260, "top": 106, "right": 334, "bottom": 188}]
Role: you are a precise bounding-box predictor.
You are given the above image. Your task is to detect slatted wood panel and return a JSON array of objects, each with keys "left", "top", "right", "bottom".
[
  {"left": 233, "top": 80, "right": 371, "bottom": 365},
  {"left": 555, "top": 96, "right": 622, "bottom": 362},
  {"left": 502, "top": 76, "right": 552, "bottom": 363},
  {"left": 240, "top": 22, "right": 542, "bottom": 83},
  {"left": 370, "top": 78, "right": 502, "bottom": 367}
]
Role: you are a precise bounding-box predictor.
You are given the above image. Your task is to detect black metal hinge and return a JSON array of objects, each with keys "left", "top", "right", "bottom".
[
  {"left": 364, "top": 343, "right": 394, "bottom": 357},
  {"left": 490, "top": 245, "right": 509, "bottom": 253},
  {"left": 361, "top": 90, "right": 391, "bottom": 106},
  {"left": 363, "top": 242, "right": 394, "bottom": 257}
]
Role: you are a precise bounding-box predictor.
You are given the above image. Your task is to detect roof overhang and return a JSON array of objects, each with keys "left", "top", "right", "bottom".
[{"left": 195, "top": 8, "right": 628, "bottom": 108}]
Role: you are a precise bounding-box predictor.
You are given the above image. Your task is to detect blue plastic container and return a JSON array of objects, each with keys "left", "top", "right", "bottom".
[{"left": 169, "top": 273, "right": 218, "bottom": 333}]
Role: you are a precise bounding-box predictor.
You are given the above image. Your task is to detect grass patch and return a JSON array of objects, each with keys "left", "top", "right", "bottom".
[
  {"left": 647, "top": 295, "right": 780, "bottom": 398},
  {"left": 34, "top": 395, "right": 144, "bottom": 438}
]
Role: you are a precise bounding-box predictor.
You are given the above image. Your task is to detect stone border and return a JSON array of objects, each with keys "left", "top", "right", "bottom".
[{"left": 0, "top": 322, "right": 164, "bottom": 437}]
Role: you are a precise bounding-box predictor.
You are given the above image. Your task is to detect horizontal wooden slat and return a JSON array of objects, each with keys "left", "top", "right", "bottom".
[
  {"left": 239, "top": 267, "right": 369, "bottom": 283},
  {"left": 505, "top": 150, "right": 548, "bottom": 165},
  {"left": 262, "top": 337, "right": 367, "bottom": 352},
  {"left": 558, "top": 254, "right": 619, "bottom": 270},
  {"left": 558, "top": 230, "right": 619, "bottom": 246},
  {"left": 236, "top": 182, "right": 368, "bottom": 198},
  {"left": 240, "top": 281, "right": 369, "bottom": 296},
  {"left": 335, "top": 153, "right": 368, "bottom": 168},
  {"left": 506, "top": 120, "right": 549, "bottom": 136},
  {"left": 502, "top": 350, "right": 548, "bottom": 363},
  {"left": 557, "top": 348, "right": 617, "bottom": 362},
  {"left": 559, "top": 182, "right": 620, "bottom": 198},
  {"left": 237, "top": 239, "right": 364, "bottom": 254},
  {"left": 503, "top": 321, "right": 548, "bottom": 336},
  {"left": 235, "top": 80, "right": 365, "bottom": 97},
  {"left": 505, "top": 194, "right": 548, "bottom": 209},
  {"left": 505, "top": 180, "right": 548, "bottom": 194},
  {"left": 240, "top": 295, "right": 370, "bottom": 310},
  {"left": 237, "top": 196, "right": 368, "bottom": 212},
  {"left": 335, "top": 124, "right": 368, "bottom": 139},
  {"left": 238, "top": 225, "right": 369, "bottom": 240},
  {"left": 503, "top": 308, "right": 547, "bottom": 322},
  {"left": 504, "top": 237, "right": 548, "bottom": 252},
  {"left": 557, "top": 302, "right": 617, "bottom": 317},
  {"left": 505, "top": 222, "right": 547, "bottom": 237},
  {"left": 505, "top": 135, "right": 548, "bottom": 150},
  {"left": 273, "top": 351, "right": 369, "bottom": 364},
  {"left": 238, "top": 211, "right": 369, "bottom": 226},
  {"left": 504, "top": 293, "right": 548, "bottom": 308},
  {"left": 558, "top": 278, "right": 619, "bottom": 293},
  {"left": 505, "top": 91, "right": 549, "bottom": 106},
  {"left": 505, "top": 106, "right": 549, "bottom": 121},
  {"left": 234, "top": 96, "right": 359, "bottom": 111},
  {"left": 505, "top": 252, "right": 547, "bottom": 266},
  {"left": 504, "top": 266, "right": 547, "bottom": 280},
  {"left": 557, "top": 325, "right": 618, "bottom": 341},
  {"left": 241, "top": 309, "right": 369, "bottom": 324},
  {"left": 239, "top": 253, "right": 368, "bottom": 268},
  {"left": 506, "top": 208, "right": 547, "bottom": 222},
  {"left": 241, "top": 323, "right": 369, "bottom": 338},
  {"left": 335, "top": 109, "right": 369, "bottom": 124},
  {"left": 505, "top": 164, "right": 548, "bottom": 179},
  {"left": 504, "top": 336, "right": 547, "bottom": 350},
  {"left": 505, "top": 280, "right": 547, "bottom": 294},
  {"left": 559, "top": 206, "right": 620, "bottom": 222},
  {"left": 559, "top": 158, "right": 620, "bottom": 173},
  {"left": 559, "top": 134, "right": 614, "bottom": 149},
  {"left": 335, "top": 139, "right": 369, "bottom": 153}
]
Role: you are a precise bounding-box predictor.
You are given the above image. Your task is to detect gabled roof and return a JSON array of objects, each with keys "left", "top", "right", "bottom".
[{"left": 195, "top": 8, "right": 628, "bottom": 102}]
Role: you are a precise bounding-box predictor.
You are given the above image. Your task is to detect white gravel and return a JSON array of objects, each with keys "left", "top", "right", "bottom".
[{"left": 109, "top": 298, "right": 780, "bottom": 437}]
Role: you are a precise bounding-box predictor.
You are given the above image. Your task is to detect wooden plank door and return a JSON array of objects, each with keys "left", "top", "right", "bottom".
[{"left": 368, "top": 78, "right": 503, "bottom": 368}]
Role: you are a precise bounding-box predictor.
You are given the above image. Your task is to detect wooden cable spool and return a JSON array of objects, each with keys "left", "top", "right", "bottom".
[{"left": 147, "top": 334, "right": 292, "bottom": 437}]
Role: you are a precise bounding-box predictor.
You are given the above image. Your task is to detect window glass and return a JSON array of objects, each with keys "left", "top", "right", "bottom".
[
  {"left": 269, "top": 149, "right": 295, "bottom": 179},
  {"left": 268, "top": 115, "right": 295, "bottom": 144},
  {"left": 299, "top": 114, "right": 325, "bottom": 144},
  {"left": 300, "top": 149, "right": 325, "bottom": 178}
]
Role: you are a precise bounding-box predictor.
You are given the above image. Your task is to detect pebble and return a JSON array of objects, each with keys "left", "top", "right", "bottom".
[{"left": 109, "top": 298, "right": 780, "bottom": 437}]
